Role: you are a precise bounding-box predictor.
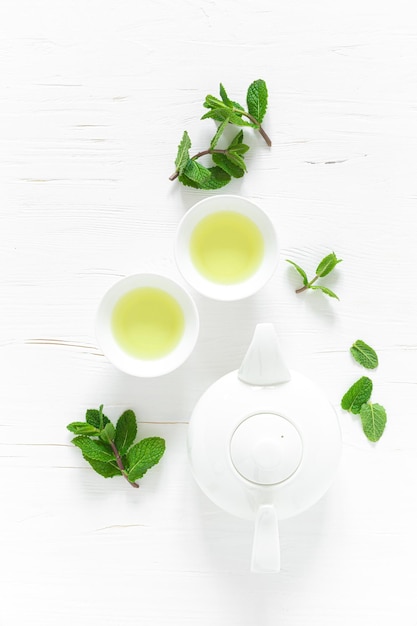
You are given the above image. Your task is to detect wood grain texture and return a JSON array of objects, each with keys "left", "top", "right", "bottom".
[{"left": 1, "top": 0, "right": 417, "bottom": 624}]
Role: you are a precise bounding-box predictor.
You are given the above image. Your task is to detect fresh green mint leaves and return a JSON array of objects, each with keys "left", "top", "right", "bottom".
[
  {"left": 350, "top": 339, "right": 378, "bottom": 369},
  {"left": 170, "top": 80, "right": 270, "bottom": 188},
  {"left": 359, "top": 403, "right": 387, "bottom": 443},
  {"left": 341, "top": 343, "right": 387, "bottom": 442},
  {"left": 286, "top": 252, "right": 342, "bottom": 299},
  {"left": 67, "top": 405, "right": 165, "bottom": 488},
  {"left": 341, "top": 376, "right": 373, "bottom": 414}
]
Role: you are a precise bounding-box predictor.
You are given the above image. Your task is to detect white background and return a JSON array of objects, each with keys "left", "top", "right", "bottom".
[{"left": 1, "top": 1, "right": 417, "bottom": 624}]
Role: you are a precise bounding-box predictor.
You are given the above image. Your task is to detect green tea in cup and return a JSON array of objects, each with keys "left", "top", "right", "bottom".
[
  {"left": 190, "top": 210, "right": 264, "bottom": 285},
  {"left": 175, "top": 195, "right": 279, "bottom": 301},
  {"left": 96, "top": 274, "right": 199, "bottom": 377},
  {"left": 111, "top": 287, "right": 185, "bottom": 359}
]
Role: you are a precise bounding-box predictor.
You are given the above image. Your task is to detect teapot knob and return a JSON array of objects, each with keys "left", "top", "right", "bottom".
[{"left": 238, "top": 323, "right": 291, "bottom": 386}]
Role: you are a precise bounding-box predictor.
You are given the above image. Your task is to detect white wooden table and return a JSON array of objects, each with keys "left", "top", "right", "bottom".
[{"left": 1, "top": 1, "right": 416, "bottom": 624}]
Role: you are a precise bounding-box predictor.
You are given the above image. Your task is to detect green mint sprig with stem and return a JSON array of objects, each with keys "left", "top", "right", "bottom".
[
  {"left": 169, "top": 79, "right": 270, "bottom": 189},
  {"left": 341, "top": 341, "right": 387, "bottom": 442},
  {"left": 286, "top": 252, "right": 342, "bottom": 299},
  {"left": 67, "top": 405, "right": 165, "bottom": 488}
]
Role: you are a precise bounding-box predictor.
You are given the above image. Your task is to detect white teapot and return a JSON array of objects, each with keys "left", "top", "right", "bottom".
[{"left": 188, "top": 323, "right": 342, "bottom": 572}]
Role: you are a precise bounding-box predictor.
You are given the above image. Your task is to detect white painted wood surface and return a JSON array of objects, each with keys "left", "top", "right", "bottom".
[{"left": 1, "top": 1, "right": 417, "bottom": 623}]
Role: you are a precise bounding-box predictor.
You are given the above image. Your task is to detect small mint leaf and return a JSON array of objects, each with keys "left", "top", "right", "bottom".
[
  {"left": 178, "top": 173, "right": 202, "bottom": 189},
  {"left": 219, "top": 83, "right": 232, "bottom": 106},
  {"left": 175, "top": 131, "right": 191, "bottom": 176},
  {"left": 228, "top": 129, "right": 244, "bottom": 147},
  {"left": 341, "top": 376, "right": 373, "bottom": 414},
  {"left": 231, "top": 100, "right": 244, "bottom": 111},
  {"left": 83, "top": 455, "right": 121, "bottom": 478},
  {"left": 99, "top": 422, "right": 116, "bottom": 444},
  {"left": 225, "top": 150, "right": 247, "bottom": 172},
  {"left": 203, "top": 95, "right": 229, "bottom": 110},
  {"left": 228, "top": 111, "right": 256, "bottom": 127},
  {"left": 204, "top": 166, "right": 231, "bottom": 189},
  {"left": 246, "top": 79, "right": 268, "bottom": 123},
  {"left": 316, "top": 252, "right": 342, "bottom": 278},
  {"left": 114, "top": 409, "right": 137, "bottom": 455},
  {"left": 228, "top": 143, "right": 249, "bottom": 155},
  {"left": 86, "top": 408, "right": 110, "bottom": 430},
  {"left": 350, "top": 340, "right": 379, "bottom": 369},
  {"left": 286, "top": 259, "right": 308, "bottom": 287},
  {"left": 201, "top": 108, "right": 230, "bottom": 122},
  {"left": 126, "top": 437, "right": 166, "bottom": 482},
  {"left": 212, "top": 153, "right": 245, "bottom": 178},
  {"left": 182, "top": 159, "right": 211, "bottom": 185},
  {"left": 66, "top": 422, "right": 100, "bottom": 436},
  {"left": 72, "top": 436, "right": 114, "bottom": 462},
  {"left": 310, "top": 285, "right": 339, "bottom": 300},
  {"left": 179, "top": 165, "right": 231, "bottom": 190},
  {"left": 359, "top": 403, "right": 387, "bottom": 442},
  {"left": 210, "top": 118, "right": 229, "bottom": 149}
]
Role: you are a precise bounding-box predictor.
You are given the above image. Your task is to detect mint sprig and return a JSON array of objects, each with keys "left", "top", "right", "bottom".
[
  {"left": 67, "top": 406, "right": 165, "bottom": 488},
  {"left": 169, "top": 80, "right": 270, "bottom": 187},
  {"left": 286, "top": 252, "right": 342, "bottom": 299}
]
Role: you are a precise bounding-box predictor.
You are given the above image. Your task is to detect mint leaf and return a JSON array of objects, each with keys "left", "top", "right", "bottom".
[
  {"left": 228, "top": 143, "right": 249, "bottom": 155},
  {"left": 86, "top": 408, "right": 110, "bottom": 430},
  {"left": 212, "top": 153, "right": 245, "bottom": 178},
  {"left": 99, "top": 421, "right": 116, "bottom": 444},
  {"left": 179, "top": 165, "right": 231, "bottom": 189},
  {"left": 225, "top": 151, "right": 247, "bottom": 171},
  {"left": 178, "top": 173, "right": 202, "bottom": 188},
  {"left": 316, "top": 252, "right": 342, "bottom": 278},
  {"left": 350, "top": 340, "right": 379, "bottom": 369},
  {"left": 182, "top": 159, "right": 211, "bottom": 185},
  {"left": 310, "top": 285, "right": 339, "bottom": 300},
  {"left": 360, "top": 403, "right": 387, "bottom": 442},
  {"left": 175, "top": 131, "right": 191, "bottom": 176},
  {"left": 66, "top": 422, "right": 100, "bottom": 436},
  {"left": 203, "top": 94, "right": 228, "bottom": 110},
  {"left": 72, "top": 436, "right": 114, "bottom": 462},
  {"left": 286, "top": 260, "right": 308, "bottom": 286},
  {"left": 228, "top": 129, "right": 244, "bottom": 148},
  {"left": 341, "top": 376, "right": 373, "bottom": 414},
  {"left": 219, "top": 83, "right": 232, "bottom": 106},
  {"left": 227, "top": 130, "right": 250, "bottom": 154},
  {"left": 204, "top": 166, "right": 231, "bottom": 189},
  {"left": 201, "top": 108, "right": 230, "bottom": 122},
  {"left": 210, "top": 118, "right": 229, "bottom": 149},
  {"left": 83, "top": 455, "right": 121, "bottom": 478},
  {"left": 246, "top": 79, "right": 268, "bottom": 124},
  {"left": 126, "top": 437, "right": 166, "bottom": 482},
  {"left": 115, "top": 410, "right": 137, "bottom": 455}
]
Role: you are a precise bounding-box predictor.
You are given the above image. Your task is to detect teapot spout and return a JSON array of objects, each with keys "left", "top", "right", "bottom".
[{"left": 238, "top": 323, "right": 291, "bottom": 386}]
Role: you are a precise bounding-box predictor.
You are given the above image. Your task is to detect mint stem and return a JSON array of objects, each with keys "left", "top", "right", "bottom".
[
  {"left": 236, "top": 110, "right": 272, "bottom": 146},
  {"left": 296, "top": 274, "right": 319, "bottom": 294},
  {"left": 109, "top": 440, "right": 139, "bottom": 489},
  {"left": 169, "top": 148, "right": 229, "bottom": 181}
]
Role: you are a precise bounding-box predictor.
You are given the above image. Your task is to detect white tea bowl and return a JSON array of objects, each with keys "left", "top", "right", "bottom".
[
  {"left": 175, "top": 195, "right": 279, "bottom": 301},
  {"left": 96, "top": 273, "right": 199, "bottom": 377}
]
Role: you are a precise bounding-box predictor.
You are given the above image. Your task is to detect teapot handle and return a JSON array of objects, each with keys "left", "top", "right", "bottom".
[{"left": 251, "top": 504, "right": 280, "bottom": 573}]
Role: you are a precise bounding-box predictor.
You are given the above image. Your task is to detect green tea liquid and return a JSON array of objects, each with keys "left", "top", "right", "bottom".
[
  {"left": 111, "top": 287, "right": 184, "bottom": 359},
  {"left": 190, "top": 211, "right": 264, "bottom": 284}
]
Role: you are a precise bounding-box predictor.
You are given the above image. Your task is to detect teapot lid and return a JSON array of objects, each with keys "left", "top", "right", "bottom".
[{"left": 230, "top": 413, "right": 303, "bottom": 485}]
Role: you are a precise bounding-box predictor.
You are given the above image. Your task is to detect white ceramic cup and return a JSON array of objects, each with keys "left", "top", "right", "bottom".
[
  {"left": 96, "top": 273, "right": 199, "bottom": 377},
  {"left": 174, "top": 195, "right": 279, "bottom": 301}
]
